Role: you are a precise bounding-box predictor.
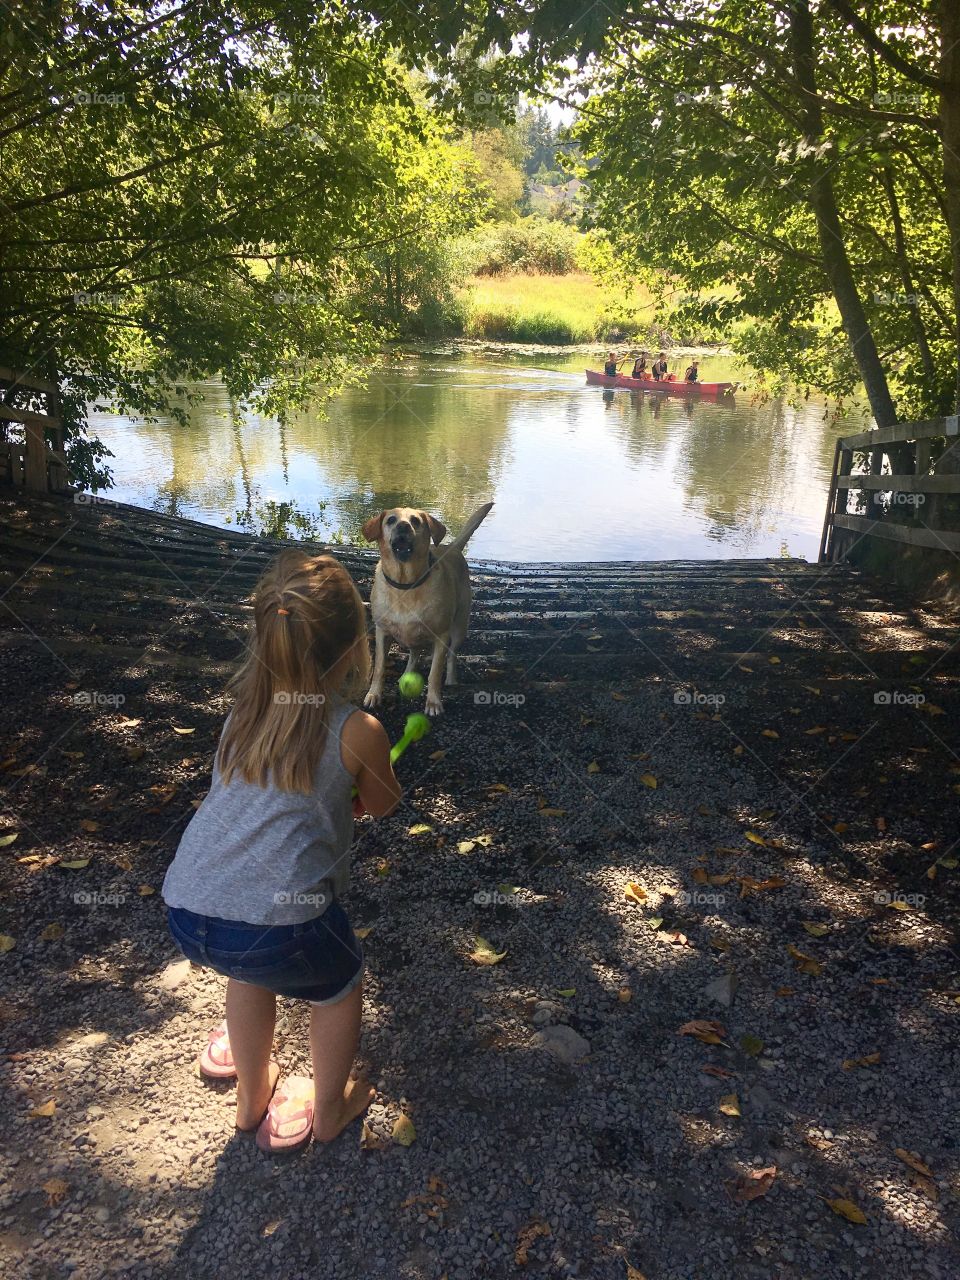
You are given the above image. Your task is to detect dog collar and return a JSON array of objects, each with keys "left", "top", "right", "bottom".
[{"left": 381, "top": 553, "right": 436, "bottom": 591}]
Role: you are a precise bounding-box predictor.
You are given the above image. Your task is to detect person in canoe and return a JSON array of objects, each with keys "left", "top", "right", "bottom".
[
  {"left": 651, "top": 352, "right": 668, "bottom": 380},
  {"left": 631, "top": 352, "right": 648, "bottom": 379},
  {"left": 685, "top": 360, "right": 700, "bottom": 383},
  {"left": 603, "top": 352, "right": 619, "bottom": 377}
]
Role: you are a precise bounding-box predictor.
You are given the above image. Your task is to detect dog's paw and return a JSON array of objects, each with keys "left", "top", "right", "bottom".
[
  {"left": 363, "top": 688, "right": 383, "bottom": 709},
  {"left": 425, "top": 694, "right": 444, "bottom": 717}
]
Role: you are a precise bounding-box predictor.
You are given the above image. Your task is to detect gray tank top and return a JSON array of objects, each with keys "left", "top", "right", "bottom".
[{"left": 161, "top": 697, "right": 357, "bottom": 926}]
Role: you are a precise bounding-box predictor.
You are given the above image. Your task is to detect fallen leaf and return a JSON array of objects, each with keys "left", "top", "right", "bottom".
[
  {"left": 354, "top": 926, "right": 373, "bottom": 940},
  {"left": 458, "top": 840, "right": 477, "bottom": 855},
  {"left": 618, "top": 987, "right": 632, "bottom": 1002},
  {"left": 726, "top": 1165, "right": 776, "bottom": 1202},
  {"left": 648, "top": 916, "right": 664, "bottom": 930},
  {"left": 42, "top": 1178, "right": 69, "bottom": 1207},
  {"left": 787, "top": 944, "right": 823, "bottom": 976},
  {"left": 40, "top": 924, "right": 65, "bottom": 942},
  {"left": 824, "top": 1197, "right": 867, "bottom": 1224},
  {"left": 894, "top": 1148, "right": 933, "bottom": 1178},
  {"left": 639, "top": 773, "right": 658, "bottom": 789},
  {"left": 624, "top": 881, "right": 647, "bottom": 904},
  {"left": 79, "top": 819, "right": 100, "bottom": 833},
  {"left": 392, "top": 1114, "right": 417, "bottom": 1146},
  {"left": 805, "top": 1133, "right": 833, "bottom": 1150},
  {"left": 58, "top": 859, "right": 91, "bottom": 870},
  {"left": 678, "top": 1019, "right": 727, "bottom": 1045},
  {"left": 29, "top": 1100, "right": 56, "bottom": 1119},
  {"left": 738, "top": 875, "right": 785, "bottom": 897},
  {"left": 805, "top": 725, "right": 828, "bottom": 735},
  {"left": 0, "top": 832, "right": 19, "bottom": 848},
  {"left": 745, "top": 831, "right": 766, "bottom": 846},
  {"left": 116, "top": 717, "right": 141, "bottom": 729},
  {"left": 261, "top": 1220, "right": 281, "bottom": 1237},
  {"left": 776, "top": 986, "right": 796, "bottom": 997},
  {"left": 515, "top": 1220, "right": 551, "bottom": 1266},
  {"left": 842, "top": 1052, "right": 881, "bottom": 1070},
  {"left": 803, "top": 685, "right": 822, "bottom": 695},
  {"left": 487, "top": 782, "right": 509, "bottom": 793},
  {"left": 657, "top": 929, "right": 691, "bottom": 947},
  {"left": 556, "top": 987, "right": 576, "bottom": 998},
  {"left": 407, "top": 823, "right": 432, "bottom": 836},
  {"left": 719, "top": 1093, "right": 741, "bottom": 1117},
  {"left": 0, "top": 935, "right": 15, "bottom": 953},
  {"left": 359, "top": 1121, "right": 390, "bottom": 1150},
  {"left": 172, "top": 726, "right": 195, "bottom": 736},
  {"left": 428, "top": 749, "right": 447, "bottom": 761},
  {"left": 469, "top": 936, "right": 506, "bottom": 966},
  {"left": 375, "top": 859, "right": 390, "bottom": 877},
  {"left": 740, "top": 1034, "right": 764, "bottom": 1057},
  {"left": 702, "top": 1064, "right": 735, "bottom": 1079},
  {"left": 586, "top": 760, "right": 600, "bottom": 774},
  {"left": 802, "top": 921, "right": 830, "bottom": 937},
  {"left": 761, "top": 729, "right": 779, "bottom": 739},
  {"left": 137, "top": 884, "right": 155, "bottom": 897}
]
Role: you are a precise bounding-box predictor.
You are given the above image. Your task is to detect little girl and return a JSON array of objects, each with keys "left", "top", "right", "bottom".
[{"left": 162, "top": 549, "right": 401, "bottom": 1154}]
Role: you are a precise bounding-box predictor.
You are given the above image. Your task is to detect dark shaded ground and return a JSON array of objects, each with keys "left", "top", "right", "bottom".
[{"left": 0, "top": 491, "right": 958, "bottom": 1280}]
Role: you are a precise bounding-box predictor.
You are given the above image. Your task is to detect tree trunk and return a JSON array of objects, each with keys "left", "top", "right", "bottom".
[
  {"left": 789, "top": 0, "right": 899, "bottom": 427},
  {"left": 939, "top": 0, "right": 960, "bottom": 412}
]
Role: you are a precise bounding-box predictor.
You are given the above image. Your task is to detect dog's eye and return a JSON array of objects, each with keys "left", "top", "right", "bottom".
[
  {"left": 385, "top": 515, "right": 396, "bottom": 526},
  {"left": 410, "top": 516, "right": 421, "bottom": 529}
]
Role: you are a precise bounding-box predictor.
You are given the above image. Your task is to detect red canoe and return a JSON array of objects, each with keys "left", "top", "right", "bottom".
[{"left": 586, "top": 369, "right": 735, "bottom": 396}]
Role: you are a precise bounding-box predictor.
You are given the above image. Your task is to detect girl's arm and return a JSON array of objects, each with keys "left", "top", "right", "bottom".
[{"left": 340, "top": 710, "right": 402, "bottom": 817}]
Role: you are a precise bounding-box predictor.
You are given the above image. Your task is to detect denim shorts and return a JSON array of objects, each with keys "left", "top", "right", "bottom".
[{"left": 166, "top": 902, "right": 364, "bottom": 1005}]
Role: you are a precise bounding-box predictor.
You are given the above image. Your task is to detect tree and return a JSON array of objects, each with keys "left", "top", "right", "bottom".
[
  {"left": 445, "top": 0, "right": 958, "bottom": 422},
  {"left": 0, "top": 1, "right": 481, "bottom": 485}
]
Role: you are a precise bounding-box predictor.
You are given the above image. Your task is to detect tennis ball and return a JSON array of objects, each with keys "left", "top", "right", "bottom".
[{"left": 398, "top": 671, "right": 425, "bottom": 698}]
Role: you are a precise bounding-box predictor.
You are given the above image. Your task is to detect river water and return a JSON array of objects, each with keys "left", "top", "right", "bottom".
[{"left": 88, "top": 351, "right": 851, "bottom": 561}]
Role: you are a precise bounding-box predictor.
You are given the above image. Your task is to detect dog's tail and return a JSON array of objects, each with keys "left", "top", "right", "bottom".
[{"left": 439, "top": 501, "right": 493, "bottom": 557}]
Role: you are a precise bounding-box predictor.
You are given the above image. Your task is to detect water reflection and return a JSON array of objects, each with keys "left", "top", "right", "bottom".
[{"left": 87, "top": 354, "right": 842, "bottom": 560}]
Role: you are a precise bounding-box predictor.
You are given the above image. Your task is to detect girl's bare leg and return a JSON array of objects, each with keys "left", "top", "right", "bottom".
[
  {"left": 308, "top": 977, "right": 375, "bottom": 1141},
  {"left": 225, "top": 978, "right": 280, "bottom": 1129}
]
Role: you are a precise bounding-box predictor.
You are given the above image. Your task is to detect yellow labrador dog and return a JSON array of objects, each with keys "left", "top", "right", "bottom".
[{"left": 362, "top": 502, "right": 493, "bottom": 716}]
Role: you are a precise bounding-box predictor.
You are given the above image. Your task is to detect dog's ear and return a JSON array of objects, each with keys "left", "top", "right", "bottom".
[
  {"left": 362, "top": 512, "right": 384, "bottom": 543},
  {"left": 423, "top": 512, "right": 447, "bottom": 545}
]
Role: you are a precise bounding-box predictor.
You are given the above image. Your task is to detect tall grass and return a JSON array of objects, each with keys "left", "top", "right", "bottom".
[{"left": 460, "top": 272, "right": 655, "bottom": 344}]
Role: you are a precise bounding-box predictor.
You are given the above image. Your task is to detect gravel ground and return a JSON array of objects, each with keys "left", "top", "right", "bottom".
[{"left": 0, "top": 507, "right": 958, "bottom": 1279}]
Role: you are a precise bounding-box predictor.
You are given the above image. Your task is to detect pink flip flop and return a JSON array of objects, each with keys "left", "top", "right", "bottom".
[
  {"left": 255, "top": 1075, "right": 315, "bottom": 1155},
  {"left": 198, "top": 1024, "right": 236, "bottom": 1079}
]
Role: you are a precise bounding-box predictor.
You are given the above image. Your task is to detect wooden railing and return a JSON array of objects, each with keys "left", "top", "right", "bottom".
[
  {"left": 0, "top": 366, "right": 71, "bottom": 492},
  {"left": 819, "top": 414, "right": 960, "bottom": 562}
]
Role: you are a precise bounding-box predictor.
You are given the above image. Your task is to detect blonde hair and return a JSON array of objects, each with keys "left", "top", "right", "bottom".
[{"left": 217, "top": 550, "right": 370, "bottom": 794}]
